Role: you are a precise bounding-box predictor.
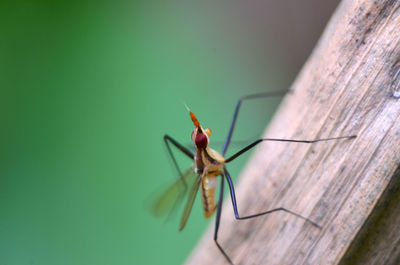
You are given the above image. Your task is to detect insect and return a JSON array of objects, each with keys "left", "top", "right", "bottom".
[{"left": 152, "top": 91, "right": 356, "bottom": 264}]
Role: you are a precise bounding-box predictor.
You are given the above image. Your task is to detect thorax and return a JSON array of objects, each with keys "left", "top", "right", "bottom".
[{"left": 195, "top": 147, "right": 225, "bottom": 176}]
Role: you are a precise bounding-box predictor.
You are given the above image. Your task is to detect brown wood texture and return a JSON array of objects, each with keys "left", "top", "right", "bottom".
[{"left": 185, "top": 1, "right": 400, "bottom": 265}]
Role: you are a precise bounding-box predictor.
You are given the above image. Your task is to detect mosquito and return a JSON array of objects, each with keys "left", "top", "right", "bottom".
[{"left": 152, "top": 90, "right": 356, "bottom": 265}]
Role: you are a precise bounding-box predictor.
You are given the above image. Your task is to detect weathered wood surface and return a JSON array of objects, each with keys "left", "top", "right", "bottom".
[{"left": 185, "top": 1, "right": 400, "bottom": 264}]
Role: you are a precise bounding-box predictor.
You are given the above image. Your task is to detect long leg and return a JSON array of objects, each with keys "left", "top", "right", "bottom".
[
  {"left": 225, "top": 135, "right": 356, "bottom": 163},
  {"left": 223, "top": 168, "right": 320, "bottom": 227},
  {"left": 222, "top": 90, "right": 289, "bottom": 156},
  {"left": 214, "top": 174, "right": 234, "bottom": 265},
  {"left": 164, "top": 134, "right": 194, "bottom": 178}
]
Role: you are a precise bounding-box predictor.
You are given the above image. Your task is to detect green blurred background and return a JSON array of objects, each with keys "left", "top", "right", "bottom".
[{"left": 0, "top": 1, "right": 339, "bottom": 264}]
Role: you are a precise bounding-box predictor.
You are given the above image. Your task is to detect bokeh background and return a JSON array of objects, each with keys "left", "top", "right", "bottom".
[{"left": 0, "top": 1, "right": 339, "bottom": 264}]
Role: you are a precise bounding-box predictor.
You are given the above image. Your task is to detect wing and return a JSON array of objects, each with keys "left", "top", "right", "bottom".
[
  {"left": 179, "top": 174, "right": 201, "bottom": 231},
  {"left": 151, "top": 165, "right": 198, "bottom": 218}
]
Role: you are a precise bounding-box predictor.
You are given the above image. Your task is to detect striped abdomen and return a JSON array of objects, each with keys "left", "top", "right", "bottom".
[{"left": 201, "top": 175, "right": 218, "bottom": 218}]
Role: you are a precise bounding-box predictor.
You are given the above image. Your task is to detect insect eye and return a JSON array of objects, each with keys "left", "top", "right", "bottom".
[{"left": 195, "top": 133, "right": 208, "bottom": 148}]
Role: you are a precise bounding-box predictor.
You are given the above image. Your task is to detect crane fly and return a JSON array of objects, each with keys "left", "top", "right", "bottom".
[{"left": 152, "top": 90, "right": 356, "bottom": 265}]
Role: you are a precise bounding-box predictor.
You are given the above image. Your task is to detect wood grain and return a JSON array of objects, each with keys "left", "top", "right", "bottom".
[{"left": 185, "top": 0, "right": 400, "bottom": 264}]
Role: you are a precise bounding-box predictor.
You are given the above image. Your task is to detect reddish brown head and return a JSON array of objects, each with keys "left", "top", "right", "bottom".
[
  {"left": 188, "top": 111, "right": 211, "bottom": 149},
  {"left": 195, "top": 133, "right": 208, "bottom": 149}
]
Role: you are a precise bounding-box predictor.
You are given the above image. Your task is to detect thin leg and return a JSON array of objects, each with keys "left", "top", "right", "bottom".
[
  {"left": 164, "top": 134, "right": 194, "bottom": 177},
  {"left": 222, "top": 90, "right": 289, "bottom": 156},
  {"left": 223, "top": 168, "right": 320, "bottom": 228},
  {"left": 225, "top": 135, "right": 356, "bottom": 163},
  {"left": 214, "top": 174, "right": 234, "bottom": 265}
]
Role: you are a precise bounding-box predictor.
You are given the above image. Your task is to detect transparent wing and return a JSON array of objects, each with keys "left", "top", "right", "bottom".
[
  {"left": 179, "top": 174, "right": 201, "bottom": 231},
  {"left": 151, "top": 165, "right": 198, "bottom": 218}
]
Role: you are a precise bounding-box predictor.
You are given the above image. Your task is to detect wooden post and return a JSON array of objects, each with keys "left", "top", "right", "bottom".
[{"left": 185, "top": 1, "right": 400, "bottom": 264}]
